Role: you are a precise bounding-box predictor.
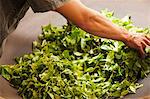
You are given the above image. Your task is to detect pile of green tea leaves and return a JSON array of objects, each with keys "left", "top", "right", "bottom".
[{"left": 0, "top": 10, "right": 150, "bottom": 99}]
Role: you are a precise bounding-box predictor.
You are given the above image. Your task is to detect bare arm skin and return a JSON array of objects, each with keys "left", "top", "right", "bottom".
[{"left": 56, "top": 0, "right": 150, "bottom": 57}]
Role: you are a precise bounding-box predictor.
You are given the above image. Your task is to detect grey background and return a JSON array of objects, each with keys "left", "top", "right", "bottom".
[{"left": 0, "top": 0, "right": 150, "bottom": 99}]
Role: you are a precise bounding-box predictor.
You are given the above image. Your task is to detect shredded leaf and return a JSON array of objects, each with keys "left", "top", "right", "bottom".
[{"left": 0, "top": 9, "right": 150, "bottom": 99}]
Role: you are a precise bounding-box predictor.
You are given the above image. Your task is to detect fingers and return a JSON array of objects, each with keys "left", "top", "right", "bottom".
[
  {"left": 139, "top": 37, "right": 150, "bottom": 58},
  {"left": 127, "top": 33, "right": 150, "bottom": 58},
  {"left": 138, "top": 41, "right": 148, "bottom": 58},
  {"left": 138, "top": 45, "right": 145, "bottom": 58},
  {"left": 144, "top": 36, "right": 150, "bottom": 45},
  {"left": 145, "top": 35, "right": 150, "bottom": 41},
  {"left": 146, "top": 37, "right": 150, "bottom": 46},
  {"left": 144, "top": 38, "right": 150, "bottom": 45}
]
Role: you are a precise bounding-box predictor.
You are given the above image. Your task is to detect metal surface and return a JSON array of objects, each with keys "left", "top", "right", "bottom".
[{"left": 0, "top": 0, "right": 150, "bottom": 99}]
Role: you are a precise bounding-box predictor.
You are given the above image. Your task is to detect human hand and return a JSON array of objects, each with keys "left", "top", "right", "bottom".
[{"left": 124, "top": 33, "right": 150, "bottom": 58}]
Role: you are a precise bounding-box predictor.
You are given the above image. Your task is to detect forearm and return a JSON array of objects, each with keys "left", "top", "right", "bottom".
[
  {"left": 56, "top": 0, "right": 130, "bottom": 42},
  {"left": 78, "top": 8, "right": 130, "bottom": 42}
]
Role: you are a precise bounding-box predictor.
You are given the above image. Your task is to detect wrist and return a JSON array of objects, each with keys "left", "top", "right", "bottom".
[{"left": 120, "top": 28, "right": 132, "bottom": 43}]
